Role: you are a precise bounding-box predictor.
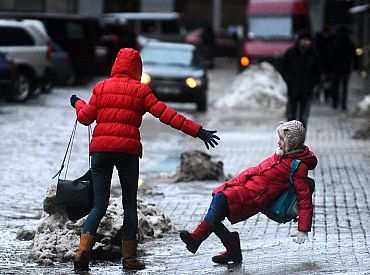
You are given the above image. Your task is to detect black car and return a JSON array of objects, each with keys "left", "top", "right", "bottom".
[
  {"left": 0, "top": 52, "right": 17, "bottom": 101},
  {"left": 140, "top": 41, "right": 208, "bottom": 111}
]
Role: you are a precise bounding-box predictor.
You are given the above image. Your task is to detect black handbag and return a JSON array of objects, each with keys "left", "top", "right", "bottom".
[{"left": 53, "top": 119, "right": 93, "bottom": 221}]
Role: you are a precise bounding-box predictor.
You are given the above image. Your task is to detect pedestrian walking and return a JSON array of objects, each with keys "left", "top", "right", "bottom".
[
  {"left": 314, "top": 26, "right": 336, "bottom": 103},
  {"left": 180, "top": 120, "right": 317, "bottom": 264},
  {"left": 201, "top": 24, "right": 216, "bottom": 68},
  {"left": 69, "top": 48, "right": 220, "bottom": 272},
  {"left": 330, "top": 26, "right": 358, "bottom": 111},
  {"left": 282, "top": 32, "right": 321, "bottom": 129}
]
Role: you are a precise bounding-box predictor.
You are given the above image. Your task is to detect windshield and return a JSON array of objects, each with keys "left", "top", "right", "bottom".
[
  {"left": 247, "top": 15, "right": 309, "bottom": 40},
  {"left": 140, "top": 46, "right": 193, "bottom": 66},
  {"left": 248, "top": 16, "right": 292, "bottom": 39}
]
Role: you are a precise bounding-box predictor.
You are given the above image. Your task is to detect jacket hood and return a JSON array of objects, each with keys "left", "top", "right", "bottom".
[
  {"left": 110, "top": 48, "right": 142, "bottom": 80},
  {"left": 285, "top": 145, "right": 317, "bottom": 170}
]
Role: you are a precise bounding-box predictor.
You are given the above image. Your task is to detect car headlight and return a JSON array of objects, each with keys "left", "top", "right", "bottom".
[
  {"left": 141, "top": 71, "right": 151, "bottom": 84},
  {"left": 185, "top": 77, "right": 202, "bottom": 89}
]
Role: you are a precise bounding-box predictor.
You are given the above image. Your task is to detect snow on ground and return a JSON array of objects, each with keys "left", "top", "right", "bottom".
[
  {"left": 356, "top": 94, "right": 370, "bottom": 115},
  {"left": 21, "top": 184, "right": 175, "bottom": 265},
  {"left": 214, "top": 62, "right": 287, "bottom": 110}
]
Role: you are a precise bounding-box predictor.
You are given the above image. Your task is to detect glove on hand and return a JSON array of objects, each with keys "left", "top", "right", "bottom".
[
  {"left": 290, "top": 231, "right": 309, "bottom": 244},
  {"left": 70, "top": 94, "right": 80, "bottom": 108},
  {"left": 197, "top": 128, "right": 220, "bottom": 150}
]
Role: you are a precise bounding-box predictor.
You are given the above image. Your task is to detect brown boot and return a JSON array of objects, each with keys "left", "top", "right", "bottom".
[
  {"left": 122, "top": 240, "right": 146, "bottom": 270},
  {"left": 73, "top": 232, "right": 95, "bottom": 271},
  {"left": 212, "top": 232, "right": 242, "bottom": 264}
]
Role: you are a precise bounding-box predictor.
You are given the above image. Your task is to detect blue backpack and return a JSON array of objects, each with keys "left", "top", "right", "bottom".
[{"left": 261, "top": 159, "right": 315, "bottom": 223}]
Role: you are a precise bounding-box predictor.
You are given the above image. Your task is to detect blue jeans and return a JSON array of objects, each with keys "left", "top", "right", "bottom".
[
  {"left": 204, "top": 192, "right": 231, "bottom": 241},
  {"left": 83, "top": 152, "right": 139, "bottom": 240}
]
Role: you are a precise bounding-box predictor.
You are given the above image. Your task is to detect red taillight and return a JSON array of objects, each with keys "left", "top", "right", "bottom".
[
  {"left": 240, "top": 56, "right": 250, "bottom": 67},
  {"left": 10, "top": 62, "right": 17, "bottom": 75},
  {"left": 46, "top": 42, "right": 52, "bottom": 61},
  {"left": 65, "top": 55, "right": 72, "bottom": 65},
  {"left": 112, "top": 34, "right": 120, "bottom": 44}
]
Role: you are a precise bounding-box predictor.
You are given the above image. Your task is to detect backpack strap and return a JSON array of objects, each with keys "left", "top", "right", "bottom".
[{"left": 289, "top": 159, "right": 301, "bottom": 187}]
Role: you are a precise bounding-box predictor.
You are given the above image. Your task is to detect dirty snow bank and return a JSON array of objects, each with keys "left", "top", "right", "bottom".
[
  {"left": 20, "top": 184, "right": 175, "bottom": 265},
  {"left": 355, "top": 94, "right": 370, "bottom": 116},
  {"left": 214, "top": 62, "right": 287, "bottom": 110},
  {"left": 353, "top": 95, "right": 370, "bottom": 139},
  {"left": 174, "top": 150, "right": 225, "bottom": 182}
]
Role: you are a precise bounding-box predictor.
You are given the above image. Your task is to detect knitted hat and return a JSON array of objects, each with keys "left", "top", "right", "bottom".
[{"left": 276, "top": 120, "right": 305, "bottom": 153}]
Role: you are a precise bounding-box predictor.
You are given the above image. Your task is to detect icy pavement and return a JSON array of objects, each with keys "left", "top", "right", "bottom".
[{"left": 0, "top": 59, "right": 369, "bottom": 274}]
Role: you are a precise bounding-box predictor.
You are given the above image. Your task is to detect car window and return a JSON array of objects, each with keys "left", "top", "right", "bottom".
[
  {"left": 248, "top": 16, "right": 292, "bottom": 39},
  {"left": 66, "top": 22, "right": 86, "bottom": 40},
  {"left": 140, "top": 20, "right": 157, "bottom": 34},
  {"left": 141, "top": 46, "right": 193, "bottom": 66},
  {"left": 161, "top": 20, "right": 180, "bottom": 34},
  {"left": 0, "top": 27, "right": 35, "bottom": 46}
]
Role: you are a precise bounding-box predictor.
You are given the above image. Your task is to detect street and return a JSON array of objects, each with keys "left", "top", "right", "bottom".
[{"left": 0, "top": 57, "right": 370, "bottom": 274}]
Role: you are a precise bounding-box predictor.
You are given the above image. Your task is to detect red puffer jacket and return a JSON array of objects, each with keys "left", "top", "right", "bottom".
[
  {"left": 74, "top": 48, "right": 201, "bottom": 157},
  {"left": 212, "top": 146, "right": 317, "bottom": 232}
]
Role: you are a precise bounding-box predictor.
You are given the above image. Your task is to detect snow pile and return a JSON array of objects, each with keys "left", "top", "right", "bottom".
[
  {"left": 214, "top": 62, "right": 287, "bottom": 110},
  {"left": 352, "top": 95, "right": 370, "bottom": 139},
  {"left": 355, "top": 94, "right": 370, "bottom": 116},
  {"left": 25, "top": 184, "right": 174, "bottom": 265},
  {"left": 174, "top": 150, "right": 224, "bottom": 182}
]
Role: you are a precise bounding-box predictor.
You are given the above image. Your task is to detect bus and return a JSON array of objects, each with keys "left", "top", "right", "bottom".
[{"left": 239, "top": 0, "right": 310, "bottom": 71}]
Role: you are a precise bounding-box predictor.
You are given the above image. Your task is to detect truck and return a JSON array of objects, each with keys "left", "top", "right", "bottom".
[{"left": 239, "top": 0, "right": 310, "bottom": 71}]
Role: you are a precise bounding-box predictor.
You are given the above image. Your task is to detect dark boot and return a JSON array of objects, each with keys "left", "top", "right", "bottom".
[
  {"left": 180, "top": 220, "right": 212, "bottom": 254},
  {"left": 122, "top": 240, "right": 146, "bottom": 270},
  {"left": 212, "top": 232, "right": 242, "bottom": 264},
  {"left": 73, "top": 232, "right": 95, "bottom": 271}
]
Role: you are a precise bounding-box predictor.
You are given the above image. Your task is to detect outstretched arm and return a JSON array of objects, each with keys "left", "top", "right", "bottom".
[{"left": 144, "top": 91, "right": 220, "bottom": 149}]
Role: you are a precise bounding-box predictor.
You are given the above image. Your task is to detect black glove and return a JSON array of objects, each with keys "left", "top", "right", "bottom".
[
  {"left": 70, "top": 94, "right": 80, "bottom": 108},
  {"left": 197, "top": 128, "right": 220, "bottom": 150}
]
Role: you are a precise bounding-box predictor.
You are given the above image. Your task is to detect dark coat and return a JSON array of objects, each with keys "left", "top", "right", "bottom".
[
  {"left": 282, "top": 44, "right": 320, "bottom": 98},
  {"left": 212, "top": 146, "right": 317, "bottom": 232},
  {"left": 331, "top": 35, "right": 357, "bottom": 75}
]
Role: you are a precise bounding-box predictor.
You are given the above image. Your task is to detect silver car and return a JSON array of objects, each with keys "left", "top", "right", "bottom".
[{"left": 0, "top": 19, "right": 51, "bottom": 102}]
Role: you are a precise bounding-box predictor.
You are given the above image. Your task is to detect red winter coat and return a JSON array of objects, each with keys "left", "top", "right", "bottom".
[
  {"left": 74, "top": 48, "right": 201, "bottom": 157},
  {"left": 212, "top": 146, "right": 317, "bottom": 232}
]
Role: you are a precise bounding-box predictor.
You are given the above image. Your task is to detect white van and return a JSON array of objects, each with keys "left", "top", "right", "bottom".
[{"left": 100, "top": 12, "right": 185, "bottom": 43}]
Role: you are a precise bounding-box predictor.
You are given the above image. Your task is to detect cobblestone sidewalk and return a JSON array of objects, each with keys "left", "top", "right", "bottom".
[{"left": 140, "top": 74, "right": 370, "bottom": 275}]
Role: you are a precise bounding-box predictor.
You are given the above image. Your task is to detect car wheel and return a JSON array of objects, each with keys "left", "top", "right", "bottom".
[
  {"left": 197, "top": 91, "right": 207, "bottom": 112},
  {"left": 42, "top": 69, "right": 55, "bottom": 94},
  {"left": 42, "top": 81, "right": 53, "bottom": 93},
  {"left": 9, "top": 73, "right": 32, "bottom": 102},
  {"left": 65, "top": 69, "right": 77, "bottom": 86}
]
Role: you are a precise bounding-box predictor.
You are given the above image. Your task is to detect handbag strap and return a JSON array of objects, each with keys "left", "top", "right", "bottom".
[{"left": 52, "top": 119, "right": 91, "bottom": 179}]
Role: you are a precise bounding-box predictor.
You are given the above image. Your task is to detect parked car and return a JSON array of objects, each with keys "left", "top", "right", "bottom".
[
  {"left": 0, "top": 12, "right": 100, "bottom": 84},
  {"left": 100, "top": 12, "right": 185, "bottom": 43},
  {"left": 0, "top": 19, "right": 51, "bottom": 101},
  {"left": 97, "top": 17, "right": 139, "bottom": 75},
  {"left": 185, "top": 27, "right": 241, "bottom": 57},
  {"left": 140, "top": 41, "right": 208, "bottom": 111},
  {"left": 0, "top": 52, "right": 17, "bottom": 101},
  {"left": 49, "top": 39, "right": 75, "bottom": 85}
]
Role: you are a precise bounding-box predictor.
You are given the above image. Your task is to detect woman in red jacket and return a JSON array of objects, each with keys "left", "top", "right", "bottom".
[
  {"left": 70, "top": 48, "right": 219, "bottom": 271},
  {"left": 180, "top": 120, "right": 317, "bottom": 264}
]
